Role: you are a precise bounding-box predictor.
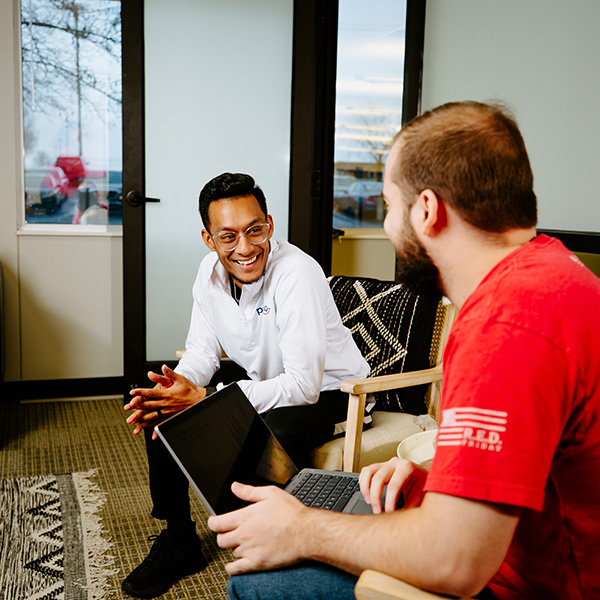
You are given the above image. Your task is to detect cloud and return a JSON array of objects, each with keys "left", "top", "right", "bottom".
[
  {"left": 336, "top": 78, "right": 404, "bottom": 97},
  {"left": 343, "top": 37, "right": 406, "bottom": 62}
]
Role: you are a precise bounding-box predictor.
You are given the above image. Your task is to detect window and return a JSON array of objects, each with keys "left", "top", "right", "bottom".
[
  {"left": 20, "top": 0, "right": 122, "bottom": 226},
  {"left": 333, "top": 0, "right": 406, "bottom": 230}
]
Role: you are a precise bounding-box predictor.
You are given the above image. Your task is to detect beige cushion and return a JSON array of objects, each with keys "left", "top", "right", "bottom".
[{"left": 310, "top": 411, "right": 424, "bottom": 472}]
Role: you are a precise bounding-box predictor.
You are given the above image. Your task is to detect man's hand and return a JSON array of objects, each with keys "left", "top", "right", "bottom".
[
  {"left": 209, "top": 479, "right": 521, "bottom": 596},
  {"left": 359, "top": 457, "right": 429, "bottom": 513},
  {"left": 208, "top": 482, "right": 308, "bottom": 575},
  {"left": 124, "top": 364, "right": 207, "bottom": 438}
]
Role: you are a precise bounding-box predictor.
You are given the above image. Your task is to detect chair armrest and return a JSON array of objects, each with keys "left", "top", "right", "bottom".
[
  {"left": 341, "top": 365, "right": 443, "bottom": 395},
  {"left": 355, "top": 570, "right": 473, "bottom": 600},
  {"left": 341, "top": 365, "right": 442, "bottom": 472}
]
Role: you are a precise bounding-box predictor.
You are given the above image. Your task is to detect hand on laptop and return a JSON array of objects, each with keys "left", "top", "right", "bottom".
[
  {"left": 208, "top": 482, "right": 308, "bottom": 575},
  {"left": 359, "top": 457, "right": 429, "bottom": 513},
  {"left": 125, "top": 364, "right": 208, "bottom": 439}
]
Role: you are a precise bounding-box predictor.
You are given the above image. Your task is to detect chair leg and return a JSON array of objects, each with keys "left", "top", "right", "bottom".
[
  {"left": 429, "top": 381, "right": 442, "bottom": 423},
  {"left": 343, "top": 393, "right": 366, "bottom": 472}
]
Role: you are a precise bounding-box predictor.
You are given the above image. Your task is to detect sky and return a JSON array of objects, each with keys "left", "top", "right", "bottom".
[
  {"left": 21, "top": 0, "right": 122, "bottom": 174},
  {"left": 335, "top": 0, "right": 407, "bottom": 164}
]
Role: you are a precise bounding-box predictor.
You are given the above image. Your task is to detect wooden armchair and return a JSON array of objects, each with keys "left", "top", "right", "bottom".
[
  {"left": 311, "top": 276, "right": 457, "bottom": 473},
  {"left": 318, "top": 278, "right": 465, "bottom": 600},
  {"left": 355, "top": 570, "right": 474, "bottom": 600}
]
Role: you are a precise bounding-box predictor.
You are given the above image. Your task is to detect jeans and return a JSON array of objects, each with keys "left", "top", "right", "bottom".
[
  {"left": 228, "top": 562, "right": 358, "bottom": 600},
  {"left": 228, "top": 565, "right": 497, "bottom": 600}
]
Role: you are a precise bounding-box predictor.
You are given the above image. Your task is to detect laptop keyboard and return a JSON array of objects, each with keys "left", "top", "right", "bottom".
[{"left": 290, "top": 472, "right": 360, "bottom": 512}]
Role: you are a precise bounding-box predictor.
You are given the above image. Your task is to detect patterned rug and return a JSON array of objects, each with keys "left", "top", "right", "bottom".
[{"left": 0, "top": 469, "right": 116, "bottom": 600}]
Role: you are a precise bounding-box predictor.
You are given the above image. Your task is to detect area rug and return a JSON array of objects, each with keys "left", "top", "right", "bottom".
[{"left": 0, "top": 469, "right": 117, "bottom": 600}]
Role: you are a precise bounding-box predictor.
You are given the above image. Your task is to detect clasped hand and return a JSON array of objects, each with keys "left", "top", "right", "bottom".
[{"left": 124, "top": 364, "right": 206, "bottom": 439}]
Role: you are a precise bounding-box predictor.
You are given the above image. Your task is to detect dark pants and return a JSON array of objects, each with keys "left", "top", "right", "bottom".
[{"left": 145, "top": 379, "right": 349, "bottom": 522}]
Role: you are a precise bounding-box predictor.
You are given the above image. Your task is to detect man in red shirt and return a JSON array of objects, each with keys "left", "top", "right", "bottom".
[{"left": 208, "top": 101, "right": 600, "bottom": 600}]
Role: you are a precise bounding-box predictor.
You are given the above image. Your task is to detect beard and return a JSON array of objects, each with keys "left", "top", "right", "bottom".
[{"left": 394, "top": 215, "right": 443, "bottom": 297}]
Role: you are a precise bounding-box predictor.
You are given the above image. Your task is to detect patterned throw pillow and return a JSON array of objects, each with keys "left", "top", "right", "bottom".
[{"left": 329, "top": 276, "right": 440, "bottom": 414}]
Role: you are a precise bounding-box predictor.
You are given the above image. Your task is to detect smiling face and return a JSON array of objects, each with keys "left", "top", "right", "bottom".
[{"left": 201, "top": 194, "right": 274, "bottom": 287}]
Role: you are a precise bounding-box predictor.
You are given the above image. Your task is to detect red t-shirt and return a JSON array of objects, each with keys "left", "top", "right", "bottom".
[{"left": 425, "top": 235, "right": 600, "bottom": 600}]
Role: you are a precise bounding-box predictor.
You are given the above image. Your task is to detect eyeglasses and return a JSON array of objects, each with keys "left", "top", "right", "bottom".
[{"left": 210, "top": 222, "right": 271, "bottom": 252}]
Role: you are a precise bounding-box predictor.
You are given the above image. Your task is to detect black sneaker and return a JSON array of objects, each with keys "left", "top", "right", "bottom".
[{"left": 122, "top": 529, "right": 208, "bottom": 598}]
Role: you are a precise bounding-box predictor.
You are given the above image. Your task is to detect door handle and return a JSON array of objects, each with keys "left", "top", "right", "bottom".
[{"left": 126, "top": 190, "right": 161, "bottom": 207}]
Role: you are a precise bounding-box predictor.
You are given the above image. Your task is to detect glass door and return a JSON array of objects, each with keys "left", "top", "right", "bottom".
[
  {"left": 143, "top": 0, "right": 293, "bottom": 362},
  {"left": 122, "top": 0, "right": 294, "bottom": 387}
]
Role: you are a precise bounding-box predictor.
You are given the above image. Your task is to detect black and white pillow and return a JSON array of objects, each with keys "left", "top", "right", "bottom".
[{"left": 329, "top": 276, "right": 440, "bottom": 415}]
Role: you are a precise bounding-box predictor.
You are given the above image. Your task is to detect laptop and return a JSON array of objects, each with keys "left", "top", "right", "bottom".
[{"left": 154, "top": 383, "right": 374, "bottom": 516}]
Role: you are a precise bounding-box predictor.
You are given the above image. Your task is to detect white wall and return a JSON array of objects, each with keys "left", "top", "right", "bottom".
[
  {"left": 18, "top": 233, "right": 123, "bottom": 380},
  {"left": 422, "top": 0, "right": 600, "bottom": 233}
]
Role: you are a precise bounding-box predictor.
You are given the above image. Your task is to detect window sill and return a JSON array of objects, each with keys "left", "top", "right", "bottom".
[
  {"left": 334, "top": 227, "right": 388, "bottom": 240},
  {"left": 17, "top": 224, "right": 123, "bottom": 237}
]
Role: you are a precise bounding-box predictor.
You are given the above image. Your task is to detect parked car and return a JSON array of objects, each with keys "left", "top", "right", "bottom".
[
  {"left": 55, "top": 155, "right": 86, "bottom": 196},
  {"left": 24, "top": 166, "right": 70, "bottom": 215},
  {"left": 81, "top": 169, "right": 122, "bottom": 216},
  {"left": 72, "top": 168, "right": 123, "bottom": 224},
  {"left": 333, "top": 173, "right": 355, "bottom": 199},
  {"left": 334, "top": 180, "right": 383, "bottom": 218},
  {"left": 106, "top": 170, "right": 123, "bottom": 219}
]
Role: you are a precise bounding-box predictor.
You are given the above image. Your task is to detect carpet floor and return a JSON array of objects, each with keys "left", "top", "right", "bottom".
[{"left": 0, "top": 396, "right": 231, "bottom": 599}]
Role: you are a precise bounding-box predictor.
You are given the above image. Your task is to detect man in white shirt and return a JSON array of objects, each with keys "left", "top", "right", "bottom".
[{"left": 121, "top": 172, "right": 369, "bottom": 598}]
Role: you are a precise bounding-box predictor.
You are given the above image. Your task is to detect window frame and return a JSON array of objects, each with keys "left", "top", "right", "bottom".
[
  {"left": 287, "top": 0, "right": 427, "bottom": 273},
  {"left": 17, "top": 0, "right": 123, "bottom": 236}
]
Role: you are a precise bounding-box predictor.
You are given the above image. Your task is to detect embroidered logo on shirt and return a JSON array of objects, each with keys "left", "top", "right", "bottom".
[
  {"left": 437, "top": 407, "right": 507, "bottom": 452},
  {"left": 256, "top": 305, "right": 271, "bottom": 316}
]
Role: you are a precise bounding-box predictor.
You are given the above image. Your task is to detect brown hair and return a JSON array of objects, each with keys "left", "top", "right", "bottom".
[{"left": 392, "top": 101, "right": 537, "bottom": 232}]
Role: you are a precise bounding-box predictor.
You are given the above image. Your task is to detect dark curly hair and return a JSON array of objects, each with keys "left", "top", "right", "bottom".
[{"left": 199, "top": 172, "right": 268, "bottom": 230}]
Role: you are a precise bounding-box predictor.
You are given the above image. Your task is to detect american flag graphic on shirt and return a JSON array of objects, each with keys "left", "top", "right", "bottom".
[{"left": 437, "top": 407, "right": 507, "bottom": 452}]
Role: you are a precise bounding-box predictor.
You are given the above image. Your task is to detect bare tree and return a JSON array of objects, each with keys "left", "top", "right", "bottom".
[
  {"left": 341, "top": 108, "right": 400, "bottom": 174},
  {"left": 21, "top": 0, "right": 121, "bottom": 156}
]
